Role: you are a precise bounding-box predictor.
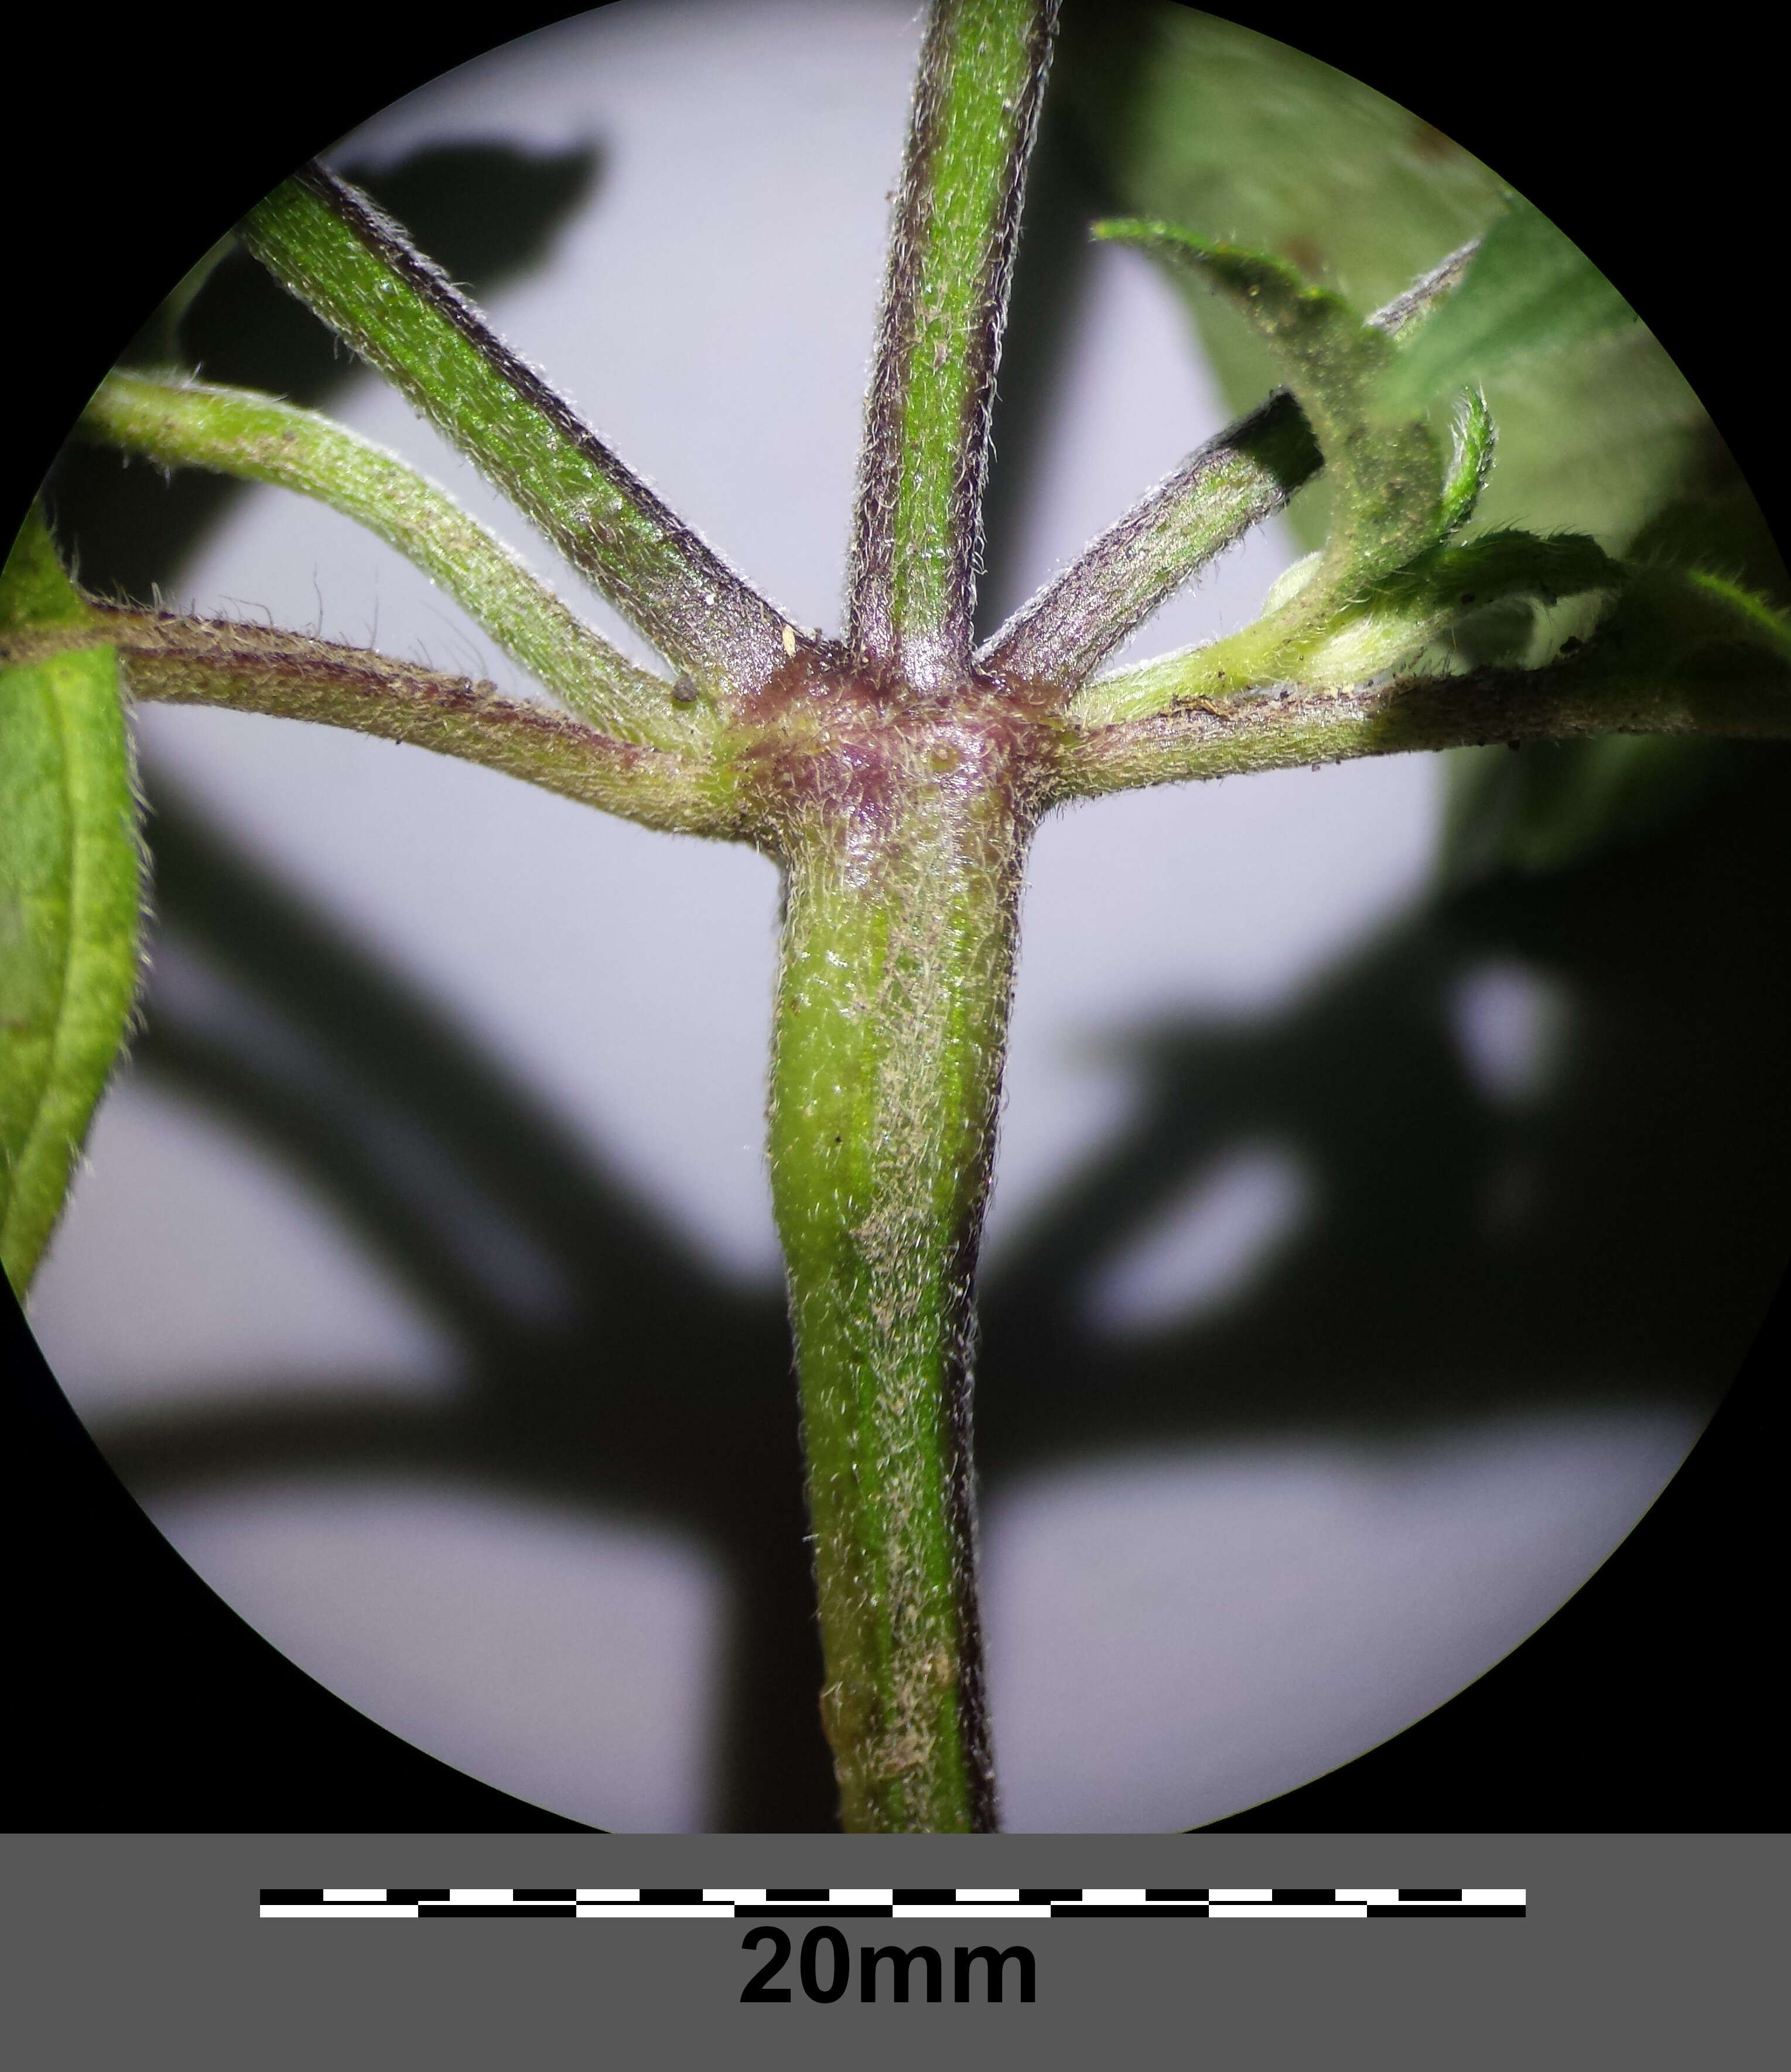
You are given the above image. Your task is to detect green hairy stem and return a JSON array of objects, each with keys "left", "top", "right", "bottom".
[
  {"left": 849, "top": 0, "right": 1059, "bottom": 690},
  {"left": 80, "top": 372, "right": 699, "bottom": 750},
  {"left": 980, "top": 391, "right": 1321, "bottom": 691},
  {"left": 985, "top": 244, "right": 1481, "bottom": 698},
  {"left": 1061, "top": 653, "right": 1791, "bottom": 800},
  {"left": 81, "top": 607, "right": 733, "bottom": 837},
  {"left": 757, "top": 677, "right": 1061, "bottom": 1831},
  {"left": 241, "top": 166, "right": 801, "bottom": 698}
]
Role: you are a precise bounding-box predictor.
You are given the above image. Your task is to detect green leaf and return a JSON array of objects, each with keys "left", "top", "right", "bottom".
[
  {"left": 1081, "top": 208, "right": 1614, "bottom": 710},
  {"left": 1300, "top": 528, "right": 1619, "bottom": 687},
  {"left": 1084, "top": 525, "right": 1619, "bottom": 718},
  {"left": 1379, "top": 193, "right": 1640, "bottom": 414},
  {"left": 1062, "top": 10, "right": 1505, "bottom": 309},
  {"left": 1443, "top": 431, "right": 1791, "bottom": 880},
  {"left": 1438, "top": 388, "right": 1495, "bottom": 535},
  {"left": 1627, "top": 464, "right": 1791, "bottom": 599},
  {"left": 1584, "top": 563, "right": 1791, "bottom": 681},
  {"left": 1064, "top": 7, "right": 1782, "bottom": 873},
  {"left": 1058, "top": 8, "right": 1704, "bottom": 555},
  {"left": 1059, "top": 8, "right": 1504, "bottom": 545},
  {"left": 1095, "top": 220, "right": 1447, "bottom": 590},
  {"left": 1, "top": 511, "right": 142, "bottom": 1295},
  {"left": 1443, "top": 564, "right": 1791, "bottom": 881}
]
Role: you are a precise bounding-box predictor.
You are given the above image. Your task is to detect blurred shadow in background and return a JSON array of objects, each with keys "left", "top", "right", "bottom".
[{"left": 32, "top": 110, "right": 1791, "bottom": 1830}]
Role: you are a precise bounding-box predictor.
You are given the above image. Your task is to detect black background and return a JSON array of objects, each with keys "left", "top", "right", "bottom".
[{"left": 3, "top": 1, "right": 1785, "bottom": 1832}]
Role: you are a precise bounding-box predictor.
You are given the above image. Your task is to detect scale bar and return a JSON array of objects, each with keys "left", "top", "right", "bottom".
[{"left": 261, "top": 1886, "right": 1526, "bottom": 1922}]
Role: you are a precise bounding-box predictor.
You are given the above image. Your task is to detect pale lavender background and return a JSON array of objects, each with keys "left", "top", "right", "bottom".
[{"left": 28, "top": 1, "right": 1704, "bottom": 1831}]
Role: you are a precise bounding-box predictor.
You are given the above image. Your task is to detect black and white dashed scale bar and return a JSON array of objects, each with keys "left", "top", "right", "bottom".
[{"left": 260, "top": 1887, "right": 1526, "bottom": 1920}]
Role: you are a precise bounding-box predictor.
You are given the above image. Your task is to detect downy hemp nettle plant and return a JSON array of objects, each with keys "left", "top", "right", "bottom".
[{"left": 5, "top": 1, "right": 1790, "bottom": 1830}]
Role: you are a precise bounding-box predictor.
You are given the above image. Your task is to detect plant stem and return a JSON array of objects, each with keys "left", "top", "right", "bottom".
[
  {"left": 74, "top": 606, "right": 736, "bottom": 836},
  {"left": 979, "top": 391, "right": 1319, "bottom": 691},
  {"left": 1059, "top": 652, "right": 1791, "bottom": 798},
  {"left": 979, "top": 247, "right": 1482, "bottom": 698},
  {"left": 240, "top": 166, "right": 802, "bottom": 698},
  {"left": 760, "top": 691, "right": 1053, "bottom": 1830},
  {"left": 848, "top": 0, "right": 1059, "bottom": 692},
  {"left": 79, "top": 372, "right": 700, "bottom": 750}
]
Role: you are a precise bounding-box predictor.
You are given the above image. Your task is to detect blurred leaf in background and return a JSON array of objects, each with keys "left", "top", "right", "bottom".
[{"left": 1059, "top": 5, "right": 1787, "bottom": 876}]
